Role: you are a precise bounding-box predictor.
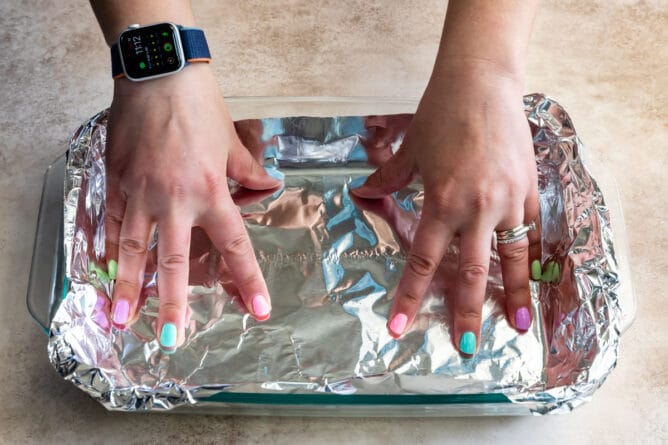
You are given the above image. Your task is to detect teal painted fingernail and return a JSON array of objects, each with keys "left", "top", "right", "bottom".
[
  {"left": 348, "top": 176, "right": 367, "bottom": 190},
  {"left": 459, "top": 331, "right": 477, "bottom": 355},
  {"left": 531, "top": 260, "right": 542, "bottom": 281},
  {"left": 159, "top": 323, "right": 177, "bottom": 350},
  {"left": 264, "top": 166, "right": 285, "bottom": 181},
  {"left": 107, "top": 259, "right": 118, "bottom": 280}
]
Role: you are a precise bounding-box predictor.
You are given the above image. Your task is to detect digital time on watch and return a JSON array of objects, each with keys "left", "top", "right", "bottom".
[{"left": 111, "top": 22, "right": 211, "bottom": 81}]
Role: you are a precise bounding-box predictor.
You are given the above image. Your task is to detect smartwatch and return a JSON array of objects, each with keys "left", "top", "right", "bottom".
[{"left": 111, "top": 22, "right": 211, "bottom": 81}]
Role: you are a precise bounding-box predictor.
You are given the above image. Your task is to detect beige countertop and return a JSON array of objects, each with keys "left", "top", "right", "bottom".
[{"left": 0, "top": 1, "right": 665, "bottom": 443}]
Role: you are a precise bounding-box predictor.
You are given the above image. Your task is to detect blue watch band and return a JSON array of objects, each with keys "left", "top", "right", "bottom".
[{"left": 111, "top": 26, "right": 211, "bottom": 79}]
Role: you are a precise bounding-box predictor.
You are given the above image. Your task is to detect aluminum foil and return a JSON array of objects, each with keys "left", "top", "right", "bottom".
[{"left": 48, "top": 94, "right": 621, "bottom": 414}]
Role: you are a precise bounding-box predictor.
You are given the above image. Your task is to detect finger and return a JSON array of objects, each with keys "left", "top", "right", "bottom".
[
  {"left": 203, "top": 195, "right": 272, "bottom": 322},
  {"left": 453, "top": 226, "right": 493, "bottom": 357},
  {"left": 227, "top": 142, "right": 283, "bottom": 190},
  {"left": 387, "top": 209, "right": 452, "bottom": 339},
  {"left": 111, "top": 198, "right": 153, "bottom": 329},
  {"left": 233, "top": 119, "right": 266, "bottom": 161},
  {"left": 497, "top": 224, "right": 533, "bottom": 333},
  {"left": 231, "top": 184, "right": 280, "bottom": 207},
  {"left": 104, "top": 177, "right": 126, "bottom": 266},
  {"left": 525, "top": 189, "right": 542, "bottom": 270},
  {"left": 349, "top": 147, "right": 414, "bottom": 199},
  {"left": 156, "top": 215, "right": 193, "bottom": 353}
]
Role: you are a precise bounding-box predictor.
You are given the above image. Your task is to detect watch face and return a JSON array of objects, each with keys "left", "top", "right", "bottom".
[{"left": 119, "top": 23, "right": 185, "bottom": 80}]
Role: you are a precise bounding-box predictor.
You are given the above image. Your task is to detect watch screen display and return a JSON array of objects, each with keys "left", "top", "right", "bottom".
[{"left": 119, "top": 23, "right": 184, "bottom": 79}]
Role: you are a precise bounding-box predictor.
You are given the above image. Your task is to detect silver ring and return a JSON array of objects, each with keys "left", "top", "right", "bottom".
[{"left": 495, "top": 221, "right": 537, "bottom": 245}]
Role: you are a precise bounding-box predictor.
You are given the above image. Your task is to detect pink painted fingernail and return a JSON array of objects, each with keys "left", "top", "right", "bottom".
[
  {"left": 93, "top": 311, "right": 110, "bottom": 330},
  {"left": 113, "top": 300, "right": 130, "bottom": 325},
  {"left": 252, "top": 295, "right": 271, "bottom": 321},
  {"left": 95, "top": 295, "right": 107, "bottom": 311},
  {"left": 515, "top": 307, "right": 531, "bottom": 331},
  {"left": 388, "top": 313, "right": 408, "bottom": 338}
]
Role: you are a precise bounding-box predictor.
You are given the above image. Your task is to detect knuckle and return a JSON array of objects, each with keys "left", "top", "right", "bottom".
[
  {"left": 500, "top": 244, "right": 528, "bottom": 262},
  {"left": 458, "top": 263, "right": 488, "bottom": 287},
  {"left": 507, "top": 285, "right": 531, "bottom": 300},
  {"left": 168, "top": 180, "right": 187, "bottom": 200},
  {"left": 400, "top": 292, "right": 421, "bottom": 306},
  {"left": 203, "top": 172, "right": 225, "bottom": 201},
  {"left": 237, "top": 273, "right": 262, "bottom": 290},
  {"left": 115, "top": 278, "right": 139, "bottom": 291},
  {"left": 119, "top": 237, "right": 148, "bottom": 256},
  {"left": 106, "top": 209, "right": 124, "bottom": 227},
  {"left": 458, "top": 308, "right": 482, "bottom": 320},
  {"left": 407, "top": 252, "right": 438, "bottom": 277},
  {"left": 160, "top": 301, "right": 185, "bottom": 315},
  {"left": 426, "top": 189, "right": 455, "bottom": 217},
  {"left": 470, "top": 191, "right": 494, "bottom": 213},
  {"left": 505, "top": 183, "right": 524, "bottom": 202},
  {"left": 222, "top": 234, "right": 252, "bottom": 258},
  {"left": 158, "top": 254, "right": 188, "bottom": 274}
]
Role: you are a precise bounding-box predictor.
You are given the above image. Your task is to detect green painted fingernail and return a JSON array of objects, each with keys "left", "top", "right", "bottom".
[
  {"left": 542, "top": 261, "right": 555, "bottom": 282},
  {"left": 108, "top": 259, "right": 118, "bottom": 280},
  {"left": 552, "top": 262, "right": 560, "bottom": 283},
  {"left": 531, "top": 260, "right": 542, "bottom": 281},
  {"left": 459, "top": 331, "right": 477, "bottom": 355},
  {"left": 94, "top": 266, "right": 109, "bottom": 283},
  {"left": 89, "top": 261, "right": 110, "bottom": 283},
  {"left": 159, "top": 323, "right": 177, "bottom": 350}
]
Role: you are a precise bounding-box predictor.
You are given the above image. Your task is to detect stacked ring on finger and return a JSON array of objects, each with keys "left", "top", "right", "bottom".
[{"left": 495, "top": 221, "right": 537, "bottom": 245}]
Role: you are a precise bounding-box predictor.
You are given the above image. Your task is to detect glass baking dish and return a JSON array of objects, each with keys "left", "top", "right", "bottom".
[{"left": 26, "top": 97, "right": 635, "bottom": 416}]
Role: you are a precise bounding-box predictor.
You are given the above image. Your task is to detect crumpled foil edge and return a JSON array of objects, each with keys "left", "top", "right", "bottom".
[{"left": 48, "top": 94, "right": 621, "bottom": 415}]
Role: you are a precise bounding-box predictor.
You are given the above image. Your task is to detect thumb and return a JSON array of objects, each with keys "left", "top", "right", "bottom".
[
  {"left": 227, "top": 143, "right": 283, "bottom": 191},
  {"left": 350, "top": 148, "right": 414, "bottom": 198}
]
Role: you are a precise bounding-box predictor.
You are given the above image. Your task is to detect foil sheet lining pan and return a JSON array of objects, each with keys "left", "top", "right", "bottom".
[{"left": 48, "top": 94, "right": 621, "bottom": 414}]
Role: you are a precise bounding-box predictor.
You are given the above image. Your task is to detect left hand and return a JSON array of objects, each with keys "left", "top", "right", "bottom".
[{"left": 351, "top": 60, "right": 539, "bottom": 356}]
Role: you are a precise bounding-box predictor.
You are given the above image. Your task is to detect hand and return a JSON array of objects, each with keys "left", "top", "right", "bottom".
[
  {"left": 104, "top": 64, "right": 282, "bottom": 353},
  {"left": 351, "top": 61, "right": 539, "bottom": 355}
]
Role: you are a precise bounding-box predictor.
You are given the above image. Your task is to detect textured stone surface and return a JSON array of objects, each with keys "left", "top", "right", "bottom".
[{"left": 0, "top": 0, "right": 666, "bottom": 443}]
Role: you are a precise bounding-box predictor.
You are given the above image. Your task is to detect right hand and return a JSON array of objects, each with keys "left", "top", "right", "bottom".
[{"left": 105, "top": 64, "right": 282, "bottom": 353}]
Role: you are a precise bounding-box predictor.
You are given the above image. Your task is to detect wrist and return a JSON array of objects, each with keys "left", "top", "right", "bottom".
[
  {"left": 113, "top": 63, "right": 217, "bottom": 98},
  {"left": 433, "top": 0, "right": 537, "bottom": 90},
  {"left": 429, "top": 57, "right": 526, "bottom": 96}
]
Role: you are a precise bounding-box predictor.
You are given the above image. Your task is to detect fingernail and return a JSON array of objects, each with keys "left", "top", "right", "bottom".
[
  {"left": 552, "top": 262, "right": 561, "bottom": 283},
  {"left": 388, "top": 313, "right": 408, "bottom": 338},
  {"left": 91, "top": 264, "right": 109, "bottom": 284},
  {"left": 252, "top": 294, "right": 271, "bottom": 321},
  {"left": 531, "top": 260, "right": 542, "bottom": 281},
  {"left": 459, "top": 331, "right": 477, "bottom": 355},
  {"left": 93, "top": 311, "right": 109, "bottom": 330},
  {"left": 112, "top": 299, "right": 130, "bottom": 325},
  {"left": 348, "top": 176, "right": 367, "bottom": 190},
  {"left": 95, "top": 295, "right": 107, "bottom": 311},
  {"left": 542, "top": 261, "right": 555, "bottom": 282},
  {"left": 159, "top": 322, "right": 177, "bottom": 350},
  {"left": 264, "top": 166, "right": 285, "bottom": 182},
  {"left": 107, "top": 259, "right": 118, "bottom": 280},
  {"left": 515, "top": 307, "right": 531, "bottom": 331}
]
